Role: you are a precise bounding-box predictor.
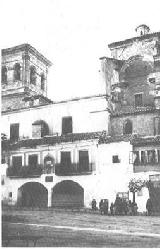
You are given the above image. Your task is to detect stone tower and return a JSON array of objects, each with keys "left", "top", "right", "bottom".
[{"left": 1, "top": 44, "right": 52, "bottom": 112}]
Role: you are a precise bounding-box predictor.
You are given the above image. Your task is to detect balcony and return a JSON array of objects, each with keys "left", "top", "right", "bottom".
[
  {"left": 55, "top": 163, "right": 94, "bottom": 176},
  {"left": 133, "top": 162, "right": 160, "bottom": 173},
  {"left": 7, "top": 165, "right": 43, "bottom": 178}
]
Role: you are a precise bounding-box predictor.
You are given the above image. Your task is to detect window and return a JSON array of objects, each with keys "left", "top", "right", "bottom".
[
  {"left": 79, "top": 151, "right": 89, "bottom": 171},
  {"left": 133, "top": 151, "right": 140, "bottom": 165},
  {"left": 40, "top": 73, "right": 45, "bottom": 90},
  {"left": 32, "top": 120, "right": 49, "bottom": 138},
  {"left": 135, "top": 93, "right": 143, "bottom": 107},
  {"left": 30, "top": 66, "right": 36, "bottom": 85},
  {"left": 12, "top": 156, "right": 22, "bottom": 169},
  {"left": 10, "top": 123, "right": 19, "bottom": 141},
  {"left": 9, "top": 192, "right": 12, "bottom": 198},
  {"left": 61, "top": 152, "right": 71, "bottom": 167},
  {"left": 62, "top": 117, "right": 72, "bottom": 134},
  {"left": 2, "top": 66, "right": 7, "bottom": 83},
  {"left": 123, "top": 119, "right": 132, "bottom": 135},
  {"left": 149, "top": 78, "right": 155, "bottom": 84},
  {"left": 154, "top": 117, "right": 160, "bottom": 135},
  {"left": 147, "top": 150, "right": 156, "bottom": 164},
  {"left": 112, "top": 155, "right": 120, "bottom": 163},
  {"left": 141, "top": 151, "right": 146, "bottom": 165},
  {"left": 28, "top": 154, "right": 38, "bottom": 168},
  {"left": 14, "top": 63, "right": 21, "bottom": 81}
]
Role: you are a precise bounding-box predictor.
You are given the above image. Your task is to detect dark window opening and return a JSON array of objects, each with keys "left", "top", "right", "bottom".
[
  {"left": 133, "top": 151, "right": 140, "bottom": 165},
  {"left": 123, "top": 119, "right": 132, "bottom": 135},
  {"left": 112, "top": 155, "right": 120, "bottom": 163},
  {"left": 1, "top": 178, "right": 5, "bottom": 185},
  {"left": 41, "top": 73, "right": 45, "bottom": 90},
  {"left": 79, "top": 151, "right": 89, "bottom": 171},
  {"left": 2, "top": 66, "right": 7, "bottom": 83},
  {"left": 1, "top": 156, "right": 6, "bottom": 164},
  {"left": 149, "top": 78, "right": 155, "bottom": 84},
  {"left": 12, "top": 156, "right": 22, "bottom": 168},
  {"left": 9, "top": 192, "right": 12, "bottom": 198},
  {"left": 62, "top": 117, "right": 72, "bottom": 134},
  {"left": 10, "top": 123, "right": 19, "bottom": 141},
  {"left": 154, "top": 117, "right": 160, "bottom": 135},
  {"left": 61, "top": 152, "right": 71, "bottom": 168},
  {"left": 147, "top": 150, "right": 156, "bottom": 164},
  {"left": 14, "top": 63, "right": 21, "bottom": 81},
  {"left": 141, "top": 151, "right": 146, "bottom": 165},
  {"left": 135, "top": 93, "right": 143, "bottom": 107},
  {"left": 30, "top": 66, "right": 36, "bottom": 85},
  {"left": 28, "top": 155, "right": 38, "bottom": 168}
]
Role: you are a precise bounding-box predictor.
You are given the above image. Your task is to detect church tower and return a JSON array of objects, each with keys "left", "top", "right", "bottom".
[{"left": 1, "top": 44, "right": 52, "bottom": 111}]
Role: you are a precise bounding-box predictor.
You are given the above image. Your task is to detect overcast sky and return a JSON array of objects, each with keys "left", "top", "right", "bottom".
[{"left": 1, "top": 0, "right": 160, "bottom": 101}]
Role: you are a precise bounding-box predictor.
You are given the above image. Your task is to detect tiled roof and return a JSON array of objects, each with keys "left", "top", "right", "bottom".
[
  {"left": 108, "top": 32, "right": 160, "bottom": 48},
  {"left": 2, "top": 133, "right": 160, "bottom": 151},
  {"left": 98, "top": 134, "right": 133, "bottom": 144},
  {"left": 131, "top": 135, "right": 160, "bottom": 146},
  {"left": 2, "top": 131, "right": 104, "bottom": 150},
  {"left": 111, "top": 106, "right": 158, "bottom": 117}
]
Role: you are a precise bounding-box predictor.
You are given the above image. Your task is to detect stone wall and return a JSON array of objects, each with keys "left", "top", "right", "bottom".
[{"left": 110, "top": 112, "right": 159, "bottom": 136}]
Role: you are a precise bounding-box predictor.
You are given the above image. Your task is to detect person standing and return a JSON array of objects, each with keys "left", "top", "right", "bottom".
[
  {"left": 146, "top": 198, "right": 152, "bottom": 216},
  {"left": 91, "top": 199, "right": 97, "bottom": 211}
]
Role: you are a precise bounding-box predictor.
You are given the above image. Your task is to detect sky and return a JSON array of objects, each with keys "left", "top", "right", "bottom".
[{"left": 1, "top": 0, "right": 160, "bottom": 101}]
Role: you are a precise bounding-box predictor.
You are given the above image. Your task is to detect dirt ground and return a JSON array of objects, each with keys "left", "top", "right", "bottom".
[{"left": 2, "top": 208, "right": 160, "bottom": 247}]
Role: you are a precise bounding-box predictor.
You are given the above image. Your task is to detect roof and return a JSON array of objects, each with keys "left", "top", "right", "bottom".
[
  {"left": 111, "top": 106, "right": 159, "bottom": 117},
  {"left": 2, "top": 44, "right": 52, "bottom": 66},
  {"left": 2, "top": 131, "right": 104, "bottom": 150},
  {"left": 131, "top": 136, "right": 160, "bottom": 146},
  {"left": 2, "top": 94, "right": 107, "bottom": 115},
  {"left": 2, "top": 132, "right": 160, "bottom": 151},
  {"left": 108, "top": 32, "right": 160, "bottom": 49}
]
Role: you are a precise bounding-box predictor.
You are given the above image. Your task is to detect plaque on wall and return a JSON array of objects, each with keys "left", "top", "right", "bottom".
[{"left": 45, "top": 176, "right": 53, "bottom": 182}]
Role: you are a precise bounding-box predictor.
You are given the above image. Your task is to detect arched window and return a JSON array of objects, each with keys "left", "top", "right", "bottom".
[
  {"left": 32, "top": 120, "right": 49, "bottom": 138},
  {"left": 30, "top": 66, "right": 36, "bottom": 85},
  {"left": 2, "top": 66, "right": 7, "bottom": 83},
  {"left": 123, "top": 119, "right": 133, "bottom": 135},
  {"left": 14, "top": 63, "right": 21, "bottom": 81},
  {"left": 44, "top": 154, "right": 55, "bottom": 174},
  {"left": 40, "top": 73, "right": 45, "bottom": 90}
]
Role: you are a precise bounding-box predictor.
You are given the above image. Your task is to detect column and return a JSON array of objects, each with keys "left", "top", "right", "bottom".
[{"left": 47, "top": 188, "right": 52, "bottom": 207}]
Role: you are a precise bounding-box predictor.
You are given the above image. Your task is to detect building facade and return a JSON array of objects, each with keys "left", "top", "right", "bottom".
[{"left": 2, "top": 25, "right": 160, "bottom": 212}]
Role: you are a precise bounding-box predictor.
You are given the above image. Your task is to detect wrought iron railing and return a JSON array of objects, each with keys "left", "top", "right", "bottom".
[
  {"left": 55, "top": 163, "right": 93, "bottom": 176},
  {"left": 7, "top": 164, "right": 43, "bottom": 178}
]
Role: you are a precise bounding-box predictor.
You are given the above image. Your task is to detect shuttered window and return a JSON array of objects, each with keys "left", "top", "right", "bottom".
[
  {"left": 79, "top": 151, "right": 89, "bottom": 172},
  {"left": 10, "top": 123, "right": 19, "bottom": 141},
  {"left": 62, "top": 117, "right": 72, "bottom": 134}
]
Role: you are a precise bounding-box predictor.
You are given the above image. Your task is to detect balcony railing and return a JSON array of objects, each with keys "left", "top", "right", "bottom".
[
  {"left": 55, "top": 163, "right": 94, "bottom": 176},
  {"left": 7, "top": 165, "right": 43, "bottom": 178}
]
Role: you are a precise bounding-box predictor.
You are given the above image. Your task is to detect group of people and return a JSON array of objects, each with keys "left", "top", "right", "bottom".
[
  {"left": 91, "top": 197, "right": 138, "bottom": 216},
  {"left": 92, "top": 197, "right": 154, "bottom": 216}
]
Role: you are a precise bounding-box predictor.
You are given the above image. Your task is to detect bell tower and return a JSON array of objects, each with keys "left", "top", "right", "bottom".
[{"left": 1, "top": 44, "right": 52, "bottom": 111}]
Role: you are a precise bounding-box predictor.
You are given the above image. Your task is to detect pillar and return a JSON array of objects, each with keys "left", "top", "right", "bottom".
[{"left": 47, "top": 188, "right": 52, "bottom": 207}]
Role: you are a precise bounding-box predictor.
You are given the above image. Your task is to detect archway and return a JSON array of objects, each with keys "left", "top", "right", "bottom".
[
  {"left": 18, "top": 182, "right": 48, "bottom": 207},
  {"left": 52, "top": 180, "right": 84, "bottom": 208}
]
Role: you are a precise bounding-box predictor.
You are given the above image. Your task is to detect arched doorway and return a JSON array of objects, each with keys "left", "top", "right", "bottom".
[
  {"left": 18, "top": 182, "right": 48, "bottom": 207},
  {"left": 52, "top": 180, "right": 84, "bottom": 208}
]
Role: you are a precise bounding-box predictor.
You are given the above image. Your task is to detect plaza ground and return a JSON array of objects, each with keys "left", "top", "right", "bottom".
[{"left": 2, "top": 208, "right": 160, "bottom": 247}]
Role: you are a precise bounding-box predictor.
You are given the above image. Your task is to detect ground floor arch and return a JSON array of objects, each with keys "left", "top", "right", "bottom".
[
  {"left": 17, "top": 182, "right": 48, "bottom": 207},
  {"left": 52, "top": 180, "right": 84, "bottom": 208}
]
